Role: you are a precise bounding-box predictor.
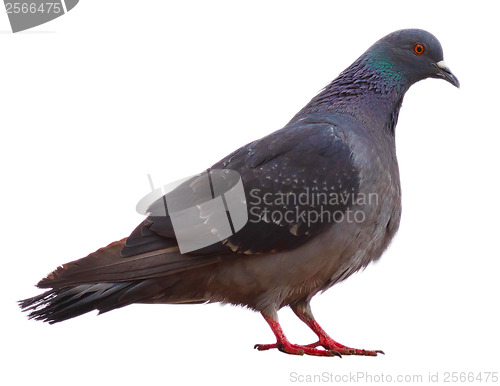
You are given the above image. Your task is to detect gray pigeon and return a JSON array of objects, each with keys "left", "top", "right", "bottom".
[{"left": 20, "top": 29, "right": 459, "bottom": 357}]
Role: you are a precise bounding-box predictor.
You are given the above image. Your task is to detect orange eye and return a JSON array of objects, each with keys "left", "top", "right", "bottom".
[{"left": 414, "top": 43, "right": 425, "bottom": 55}]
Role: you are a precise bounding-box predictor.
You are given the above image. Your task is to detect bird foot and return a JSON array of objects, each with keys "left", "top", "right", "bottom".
[
  {"left": 254, "top": 342, "right": 342, "bottom": 357},
  {"left": 305, "top": 338, "right": 384, "bottom": 356}
]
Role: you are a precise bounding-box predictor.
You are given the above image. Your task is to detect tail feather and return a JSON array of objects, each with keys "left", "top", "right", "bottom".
[
  {"left": 20, "top": 237, "right": 216, "bottom": 323},
  {"left": 18, "top": 280, "right": 167, "bottom": 324},
  {"left": 37, "top": 239, "right": 219, "bottom": 289}
]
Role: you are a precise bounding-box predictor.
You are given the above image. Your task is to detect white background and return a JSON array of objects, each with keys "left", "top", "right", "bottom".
[{"left": 1, "top": 1, "right": 499, "bottom": 385}]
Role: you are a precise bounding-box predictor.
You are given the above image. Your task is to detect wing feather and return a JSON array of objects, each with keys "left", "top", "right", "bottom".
[{"left": 121, "top": 117, "right": 360, "bottom": 258}]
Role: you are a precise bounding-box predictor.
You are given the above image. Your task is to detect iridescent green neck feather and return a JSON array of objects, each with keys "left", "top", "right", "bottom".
[{"left": 365, "top": 56, "right": 405, "bottom": 85}]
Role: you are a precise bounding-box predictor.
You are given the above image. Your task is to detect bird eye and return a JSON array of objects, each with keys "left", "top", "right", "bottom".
[{"left": 413, "top": 43, "right": 425, "bottom": 55}]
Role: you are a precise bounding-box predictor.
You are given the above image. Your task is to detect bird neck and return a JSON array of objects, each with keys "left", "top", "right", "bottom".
[{"left": 290, "top": 56, "right": 410, "bottom": 136}]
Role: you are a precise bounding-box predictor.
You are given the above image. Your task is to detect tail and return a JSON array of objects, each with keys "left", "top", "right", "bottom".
[
  {"left": 19, "top": 238, "right": 219, "bottom": 323},
  {"left": 18, "top": 280, "right": 167, "bottom": 324}
]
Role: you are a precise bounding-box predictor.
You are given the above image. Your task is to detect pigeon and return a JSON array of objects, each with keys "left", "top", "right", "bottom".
[{"left": 20, "top": 29, "right": 459, "bottom": 357}]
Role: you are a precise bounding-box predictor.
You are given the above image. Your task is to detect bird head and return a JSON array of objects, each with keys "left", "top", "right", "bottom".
[{"left": 366, "top": 29, "right": 460, "bottom": 89}]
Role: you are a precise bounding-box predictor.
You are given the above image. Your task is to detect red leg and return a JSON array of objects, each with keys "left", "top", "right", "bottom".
[
  {"left": 291, "top": 300, "right": 384, "bottom": 357},
  {"left": 254, "top": 313, "right": 341, "bottom": 357}
]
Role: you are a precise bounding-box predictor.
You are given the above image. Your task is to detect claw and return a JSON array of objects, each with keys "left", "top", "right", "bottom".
[{"left": 328, "top": 349, "right": 343, "bottom": 358}]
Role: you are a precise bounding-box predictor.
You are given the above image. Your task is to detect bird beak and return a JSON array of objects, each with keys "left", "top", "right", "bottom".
[{"left": 434, "top": 60, "right": 460, "bottom": 88}]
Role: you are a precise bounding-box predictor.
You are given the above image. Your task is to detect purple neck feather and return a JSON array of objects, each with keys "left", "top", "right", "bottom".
[{"left": 289, "top": 55, "right": 411, "bottom": 135}]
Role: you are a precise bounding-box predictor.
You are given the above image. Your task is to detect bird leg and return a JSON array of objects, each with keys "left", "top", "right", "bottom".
[
  {"left": 254, "top": 312, "right": 341, "bottom": 357},
  {"left": 291, "top": 300, "right": 384, "bottom": 357}
]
